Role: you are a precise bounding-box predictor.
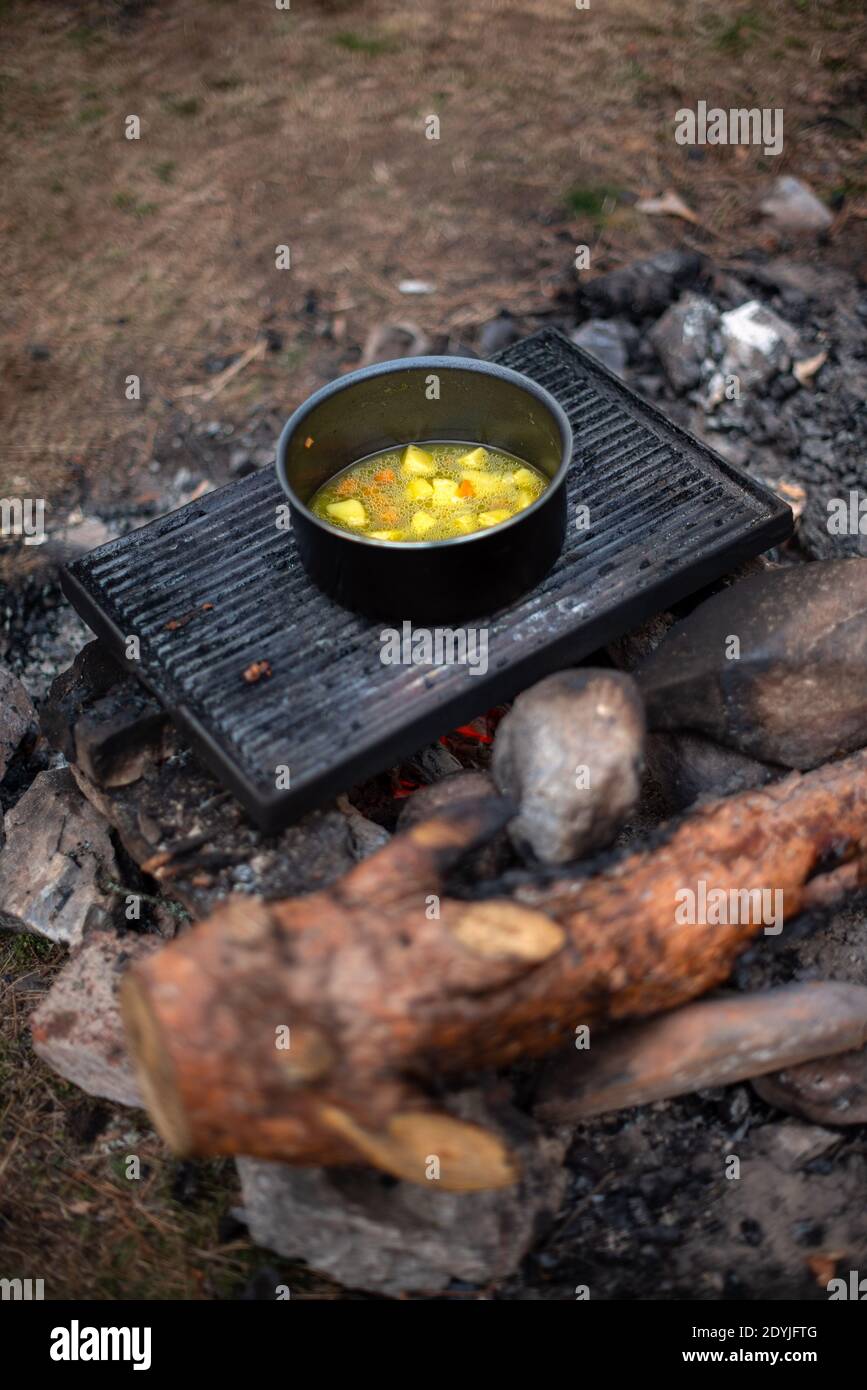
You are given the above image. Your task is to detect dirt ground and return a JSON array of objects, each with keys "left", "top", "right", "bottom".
[
  {"left": 2, "top": 0, "right": 867, "bottom": 1301},
  {"left": 2, "top": 0, "right": 865, "bottom": 505}
]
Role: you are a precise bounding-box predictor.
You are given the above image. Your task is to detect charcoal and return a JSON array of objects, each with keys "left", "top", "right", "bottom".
[{"left": 582, "top": 251, "right": 708, "bottom": 320}]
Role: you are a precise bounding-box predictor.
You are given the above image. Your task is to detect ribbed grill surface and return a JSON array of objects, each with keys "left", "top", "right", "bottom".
[{"left": 63, "top": 329, "right": 791, "bottom": 829}]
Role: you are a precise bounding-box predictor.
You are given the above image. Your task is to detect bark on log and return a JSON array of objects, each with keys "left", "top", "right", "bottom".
[{"left": 122, "top": 751, "right": 867, "bottom": 1189}]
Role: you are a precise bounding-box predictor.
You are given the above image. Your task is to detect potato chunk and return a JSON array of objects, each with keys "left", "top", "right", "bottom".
[
  {"left": 511, "top": 467, "right": 537, "bottom": 489},
  {"left": 401, "top": 445, "right": 435, "bottom": 477},
  {"left": 369, "top": 529, "right": 403, "bottom": 540},
  {"left": 431, "top": 477, "right": 460, "bottom": 505},
  {"left": 454, "top": 513, "right": 477, "bottom": 534},
  {"left": 406, "top": 477, "right": 434, "bottom": 501},
  {"left": 514, "top": 489, "right": 535, "bottom": 511},
  {"left": 410, "top": 511, "right": 437, "bottom": 536},
  {"left": 458, "top": 446, "right": 489, "bottom": 469},
  {"left": 478, "top": 508, "right": 512, "bottom": 528},
  {"left": 326, "top": 499, "right": 368, "bottom": 527}
]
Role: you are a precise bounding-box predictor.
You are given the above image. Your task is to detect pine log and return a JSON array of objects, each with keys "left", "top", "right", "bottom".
[{"left": 122, "top": 751, "right": 867, "bottom": 1189}]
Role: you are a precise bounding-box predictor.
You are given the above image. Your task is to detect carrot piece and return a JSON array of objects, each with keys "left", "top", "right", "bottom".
[
  {"left": 374, "top": 467, "right": 396, "bottom": 484},
  {"left": 335, "top": 476, "right": 358, "bottom": 497},
  {"left": 457, "top": 479, "right": 475, "bottom": 498},
  {"left": 380, "top": 505, "right": 399, "bottom": 525}
]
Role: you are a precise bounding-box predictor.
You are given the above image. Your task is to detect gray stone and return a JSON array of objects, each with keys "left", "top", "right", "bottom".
[
  {"left": 719, "top": 299, "right": 800, "bottom": 388},
  {"left": 360, "top": 321, "right": 431, "bottom": 367},
  {"left": 492, "top": 669, "right": 645, "bottom": 864},
  {"left": 649, "top": 293, "right": 719, "bottom": 392},
  {"left": 645, "top": 730, "right": 777, "bottom": 813},
  {"left": 759, "top": 176, "right": 833, "bottom": 233},
  {"left": 29, "top": 931, "right": 161, "bottom": 1106},
  {"left": 753, "top": 1043, "right": 867, "bottom": 1126},
  {"left": 336, "top": 794, "right": 391, "bottom": 860},
  {"left": 0, "top": 768, "right": 119, "bottom": 947},
  {"left": 236, "top": 1092, "right": 568, "bottom": 1296},
  {"left": 570, "top": 319, "right": 628, "bottom": 376},
  {"left": 477, "top": 312, "right": 520, "bottom": 356},
  {"left": 0, "top": 664, "right": 37, "bottom": 781},
  {"left": 637, "top": 559, "right": 867, "bottom": 769},
  {"left": 755, "top": 1122, "right": 840, "bottom": 1174}
]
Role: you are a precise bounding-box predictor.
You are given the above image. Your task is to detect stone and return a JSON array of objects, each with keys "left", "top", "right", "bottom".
[
  {"left": 759, "top": 176, "right": 833, "bottom": 233},
  {"left": 0, "top": 768, "right": 119, "bottom": 947},
  {"left": 644, "top": 730, "right": 777, "bottom": 813},
  {"left": 477, "top": 311, "right": 521, "bottom": 356},
  {"left": 648, "top": 293, "right": 719, "bottom": 393},
  {"left": 236, "top": 1091, "right": 568, "bottom": 1296},
  {"left": 754, "top": 1122, "right": 839, "bottom": 1174},
  {"left": 0, "top": 664, "right": 37, "bottom": 782},
  {"left": 534, "top": 982, "right": 867, "bottom": 1122},
  {"left": 753, "top": 1043, "right": 867, "bottom": 1126},
  {"left": 336, "top": 794, "right": 391, "bottom": 860},
  {"left": 719, "top": 300, "right": 800, "bottom": 388},
  {"left": 583, "top": 251, "right": 708, "bottom": 321},
  {"left": 492, "top": 669, "right": 645, "bottom": 864},
  {"left": 29, "top": 931, "right": 162, "bottom": 1106},
  {"left": 637, "top": 559, "right": 867, "bottom": 769},
  {"left": 569, "top": 319, "right": 629, "bottom": 376},
  {"left": 359, "top": 321, "right": 431, "bottom": 367}
]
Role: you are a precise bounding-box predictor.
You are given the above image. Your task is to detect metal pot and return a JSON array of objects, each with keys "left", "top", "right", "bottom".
[{"left": 275, "top": 356, "right": 573, "bottom": 623}]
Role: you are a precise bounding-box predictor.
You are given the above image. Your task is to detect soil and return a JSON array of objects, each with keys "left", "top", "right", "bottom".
[{"left": 2, "top": 0, "right": 866, "bottom": 505}]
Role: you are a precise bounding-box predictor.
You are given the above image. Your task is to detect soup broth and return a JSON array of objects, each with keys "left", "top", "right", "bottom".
[{"left": 309, "top": 442, "right": 549, "bottom": 543}]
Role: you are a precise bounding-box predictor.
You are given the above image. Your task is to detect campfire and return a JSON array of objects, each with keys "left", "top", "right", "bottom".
[{"left": 3, "top": 247, "right": 867, "bottom": 1299}]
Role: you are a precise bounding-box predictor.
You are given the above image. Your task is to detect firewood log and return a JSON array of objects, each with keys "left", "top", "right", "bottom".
[{"left": 122, "top": 751, "right": 867, "bottom": 1190}]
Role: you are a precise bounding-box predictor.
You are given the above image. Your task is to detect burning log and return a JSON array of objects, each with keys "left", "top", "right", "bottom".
[{"left": 122, "top": 751, "right": 867, "bottom": 1190}]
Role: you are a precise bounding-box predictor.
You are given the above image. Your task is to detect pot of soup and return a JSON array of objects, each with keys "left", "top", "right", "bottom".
[{"left": 275, "top": 356, "right": 573, "bottom": 622}]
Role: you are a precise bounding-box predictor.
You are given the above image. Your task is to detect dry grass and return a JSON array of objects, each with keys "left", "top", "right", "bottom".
[
  {"left": 1, "top": 0, "right": 865, "bottom": 502},
  {"left": 0, "top": 932, "right": 342, "bottom": 1298}
]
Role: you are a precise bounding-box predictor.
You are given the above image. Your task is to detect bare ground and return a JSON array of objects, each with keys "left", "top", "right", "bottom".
[{"left": 2, "top": 0, "right": 865, "bottom": 503}]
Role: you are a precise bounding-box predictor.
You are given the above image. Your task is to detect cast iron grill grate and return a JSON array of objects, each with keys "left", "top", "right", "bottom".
[{"left": 62, "top": 329, "right": 792, "bottom": 830}]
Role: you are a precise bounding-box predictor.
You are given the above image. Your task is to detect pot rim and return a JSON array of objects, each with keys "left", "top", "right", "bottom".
[{"left": 274, "top": 355, "right": 574, "bottom": 552}]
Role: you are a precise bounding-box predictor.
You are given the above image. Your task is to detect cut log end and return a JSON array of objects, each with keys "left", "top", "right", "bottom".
[{"left": 120, "top": 975, "right": 193, "bottom": 1156}]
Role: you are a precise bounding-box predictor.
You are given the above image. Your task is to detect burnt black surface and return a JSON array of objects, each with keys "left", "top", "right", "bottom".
[{"left": 61, "top": 329, "right": 792, "bottom": 830}]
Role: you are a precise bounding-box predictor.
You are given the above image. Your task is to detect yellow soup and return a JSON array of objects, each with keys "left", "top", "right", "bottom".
[{"left": 310, "top": 442, "right": 548, "bottom": 543}]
